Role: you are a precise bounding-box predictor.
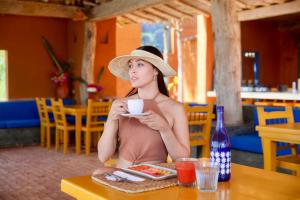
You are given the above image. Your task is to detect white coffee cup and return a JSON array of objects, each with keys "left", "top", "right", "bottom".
[{"left": 127, "top": 99, "right": 144, "bottom": 115}]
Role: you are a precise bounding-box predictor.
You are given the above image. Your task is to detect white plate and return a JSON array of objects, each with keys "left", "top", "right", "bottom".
[
  {"left": 121, "top": 112, "right": 150, "bottom": 117},
  {"left": 122, "top": 164, "right": 177, "bottom": 180}
]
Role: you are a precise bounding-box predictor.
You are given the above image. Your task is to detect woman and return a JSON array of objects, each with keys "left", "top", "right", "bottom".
[{"left": 97, "top": 46, "right": 190, "bottom": 168}]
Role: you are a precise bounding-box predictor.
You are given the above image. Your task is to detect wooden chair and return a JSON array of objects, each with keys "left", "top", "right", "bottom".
[
  {"left": 82, "top": 100, "right": 111, "bottom": 155},
  {"left": 272, "top": 100, "right": 294, "bottom": 107},
  {"left": 254, "top": 100, "right": 273, "bottom": 106},
  {"left": 257, "top": 106, "right": 300, "bottom": 176},
  {"left": 242, "top": 99, "right": 254, "bottom": 105},
  {"left": 51, "top": 98, "right": 75, "bottom": 154},
  {"left": 35, "top": 97, "right": 55, "bottom": 149},
  {"left": 184, "top": 103, "right": 214, "bottom": 158}
]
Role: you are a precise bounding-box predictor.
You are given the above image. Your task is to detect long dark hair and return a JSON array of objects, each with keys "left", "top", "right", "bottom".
[{"left": 126, "top": 46, "right": 169, "bottom": 97}]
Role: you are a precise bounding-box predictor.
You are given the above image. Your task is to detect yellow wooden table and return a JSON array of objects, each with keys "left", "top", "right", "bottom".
[
  {"left": 64, "top": 105, "right": 87, "bottom": 154},
  {"left": 47, "top": 105, "right": 87, "bottom": 154},
  {"left": 256, "top": 123, "right": 300, "bottom": 171},
  {"left": 61, "top": 164, "right": 300, "bottom": 200}
]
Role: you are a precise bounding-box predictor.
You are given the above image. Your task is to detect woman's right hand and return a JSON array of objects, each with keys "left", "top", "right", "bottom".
[{"left": 107, "top": 99, "right": 128, "bottom": 121}]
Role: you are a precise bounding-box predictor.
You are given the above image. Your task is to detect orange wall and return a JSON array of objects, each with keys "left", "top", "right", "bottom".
[
  {"left": 278, "top": 31, "right": 298, "bottom": 86},
  {"left": 67, "top": 21, "right": 85, "bottom": 103},
  {"left": 0, "top": 15, "right": 69, "bottom": 99},
  {"left": 94, "top": 19, "right": 117, "bottom": 98},
  {"left": 241, "top": 20, "right": 299, "bottom": 88},
  {"left": 241, "top": 20, "right": 298, "bottom": 88},
  {"left": 177, "top": 16, "right": 214, "bottom": 103},
  {"left": 241, "top": 21, "right": 281, "bottom": 87},
  {"left": 116, "top": 23, "right": 141, "bottom": 97}
]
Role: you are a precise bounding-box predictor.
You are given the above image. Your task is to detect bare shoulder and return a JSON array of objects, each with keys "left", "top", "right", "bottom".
[{"left": 158, "top": 96, "right": 185, "bottom": 115}]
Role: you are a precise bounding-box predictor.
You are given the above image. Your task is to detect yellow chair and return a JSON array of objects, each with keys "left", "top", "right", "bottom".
[
  {"left": 242, "top": 99, "right": 254, "bottom": 105},
  {"left": 257, "top": 106, "right": 300, "bottom": 176},
  {"left": 184, "top": 103, "right": 214, "bottom": 158},
  {"left": 35, "top": 97, "right": 55, "bottom": 149},
  {"left": 272, "top": 100, "right": 294, "bottom": 107},
  {"left": 293, "top": 101, "right": 300, "bottom": 107},
  {"left": 254, "top": 100, "right": 273, "bottom": 106},
  {"left": 51, "top": 98, "right": 75, "bottom": 154},
  {"left": 82, "top": 100, "right": 111, "bottom": 155}
]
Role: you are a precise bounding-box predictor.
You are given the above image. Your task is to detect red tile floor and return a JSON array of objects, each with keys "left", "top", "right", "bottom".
[{"left": 0, "top": 146, "right": 101, "bottom": 200}]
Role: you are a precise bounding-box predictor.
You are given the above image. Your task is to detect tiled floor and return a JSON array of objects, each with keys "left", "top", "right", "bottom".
[{"left": 0, "top": 146, "right": 101, "bottom": 200}]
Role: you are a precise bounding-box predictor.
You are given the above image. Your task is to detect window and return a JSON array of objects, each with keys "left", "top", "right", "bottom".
[{"left": 0, "top": 50, "right": 7, "bottom": 100}]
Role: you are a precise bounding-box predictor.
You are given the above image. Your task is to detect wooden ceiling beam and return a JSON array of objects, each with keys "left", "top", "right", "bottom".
[
  {"left": 155, "top": 4, "right": 194, "bottom": 19},
  {"left": 167, "top": 0, "right": 209, "bottom": 16},
  {"left": 122, "top": 13, "right": 143, "bottom": 23},
  {"left": 0, "top": 0, "right": 79, "bottom": 19},
  {"left": 238, "top": 0, "right": 269, "bottom": 8},
  {"left": 131, "top": 11, "right": 157, "bottom": 23},
  {"left": 235, "top": 0, "right": 248, "bottom": 11},
  {"left": 89, "top": 0, "right": 175, "bottom": 21},
  {"left": 117, "top": 16, "right": 132, "bottom": 25},
  {"left": 238, "top": 0, "right": 300, "bottom": 21},
  {"left": 181, "top": 0, "right": 211, "bottom": 14},
  {"left": 261, "top": 0, "right": 288, "bottom": 4},
  {"left": 120, "top": 15, "right": 138, "bottom": 24},
  {"left": 194, "top": 0, "right": 211, "bottom": 7},
  {"left": 144, "top": 7, "right": 179, "bottom": 21},
  {"left": 153, "top": 6, "right": 186, "bottom": 20},
  {"left": 135, "top": 10, "right": 164, "bottom": 22},
  {"left": 124, "top": 13, "right": 154, "bottom": 23}
]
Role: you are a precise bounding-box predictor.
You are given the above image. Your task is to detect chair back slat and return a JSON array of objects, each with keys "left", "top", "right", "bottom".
[
  {"left": 36, "top": 97, "right": 51, "bottom": 124},
  {"left": 257, "top": 106, "right": 299, "bottom": 175},
  {"left": 51, "top": 98, "right": 67, "bottom": 127},
  {"left": 86, "top": 100, "right": 111, "bottom": 129},
  {"left": 257, "top": 106, "right": 294, "bottom": 126},
  {"left": 184, "top": 103, "right": 213, "bottom": 157}
]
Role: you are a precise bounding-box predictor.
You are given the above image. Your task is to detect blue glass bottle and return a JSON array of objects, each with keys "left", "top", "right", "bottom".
[{"left": 210, "top": 105, "right": 231, "bottom": 182}]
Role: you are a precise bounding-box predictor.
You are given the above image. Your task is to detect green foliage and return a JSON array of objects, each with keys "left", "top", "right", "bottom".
[
  {"left": 42, "top": 36, "right": 87, "bottom": 85},
  {"left": 0, "top": 51, "right": 7, "bottom": 99},
  {"left": 96, "top": 66, "right": 105, "bottom": 84},
  {"left": 42, "top": 36, "right": 64, "bottom": 73}
]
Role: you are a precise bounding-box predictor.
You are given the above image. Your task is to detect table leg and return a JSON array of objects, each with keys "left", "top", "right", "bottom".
[
  {"left": 75, "top": 113, "right": 82, "bottom": 154},
  {"left": 261, "top": 137, "right": 276, "bottom": 171}
]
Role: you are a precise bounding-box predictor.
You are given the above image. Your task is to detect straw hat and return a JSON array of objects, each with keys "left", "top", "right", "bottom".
[{"left": 108, "top": 49, "right": 177, "bottom": 80}]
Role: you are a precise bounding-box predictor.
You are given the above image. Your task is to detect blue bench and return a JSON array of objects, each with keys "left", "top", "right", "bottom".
[
  {"left": 0, "top": 99, "right": 75, "bottom": 129},
  {"left": 0, "top": 98, "right": 75, "bottom": 148},
  {"left": 230, "top": 106, "right": 300, "bottom": 156},
  {"left": 0, "top": 100, "right": 40, "bottom": 128}
]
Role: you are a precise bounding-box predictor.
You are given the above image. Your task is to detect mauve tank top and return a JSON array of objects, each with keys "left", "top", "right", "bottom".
[{"left": 118, "top": 99, "right": 168, "bottom": 164}]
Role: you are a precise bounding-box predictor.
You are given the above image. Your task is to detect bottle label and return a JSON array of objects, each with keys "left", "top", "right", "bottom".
[{"left": 210, "top": 149, "right": 231, "bottom": 176}]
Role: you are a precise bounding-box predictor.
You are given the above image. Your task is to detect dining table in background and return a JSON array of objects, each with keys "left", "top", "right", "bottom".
[
  {"left": 47, "top": 105, "right": 87, "bottom": 154},
  {"left": 61, "top": 163, "right": 300, "bottom": 200}
]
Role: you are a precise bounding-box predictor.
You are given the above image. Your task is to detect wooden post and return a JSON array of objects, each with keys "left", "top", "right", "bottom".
[
  {"left": 211, "top": 0, "right": 243, "bottom": 125},
  {"left": 163, "top": 23, "right": 170, "bottom": 86},
  {"left": 80, "top": 21, "right": 96, "bottom": 104},
  {"left": 176, "top": 20, "right": 183, "bottom": 102}
]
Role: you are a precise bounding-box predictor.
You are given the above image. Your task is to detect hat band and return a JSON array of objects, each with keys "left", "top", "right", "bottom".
[{"left": 130, "top": 50, "right": 164, "bottom": 62}]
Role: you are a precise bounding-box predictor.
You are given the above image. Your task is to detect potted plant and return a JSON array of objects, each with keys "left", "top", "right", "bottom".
[
  {"left": 87, "top": 66, "right": 104, "bottom": 100},
  {"left": 42, "top": 36, "right": 87, "bottom": 98}
]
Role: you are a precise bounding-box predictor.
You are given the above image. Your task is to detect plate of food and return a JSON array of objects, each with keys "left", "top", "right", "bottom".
[{"left": 122, "top": 164, "right": 177, "bottom": 180}]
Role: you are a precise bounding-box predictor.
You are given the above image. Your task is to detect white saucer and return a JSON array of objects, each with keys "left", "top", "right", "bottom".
[{"left": 121, "top": 112, "right": 150, "bottom": 117}]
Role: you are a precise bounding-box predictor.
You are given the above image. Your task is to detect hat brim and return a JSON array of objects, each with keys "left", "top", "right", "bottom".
[{"left": 108, "top": 55, "right": 177, "bottom": 80}]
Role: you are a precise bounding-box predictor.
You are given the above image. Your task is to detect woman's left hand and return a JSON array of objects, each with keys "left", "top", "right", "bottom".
[{"left": 136, "top": 110, "right": 171, "bottom": 133}]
